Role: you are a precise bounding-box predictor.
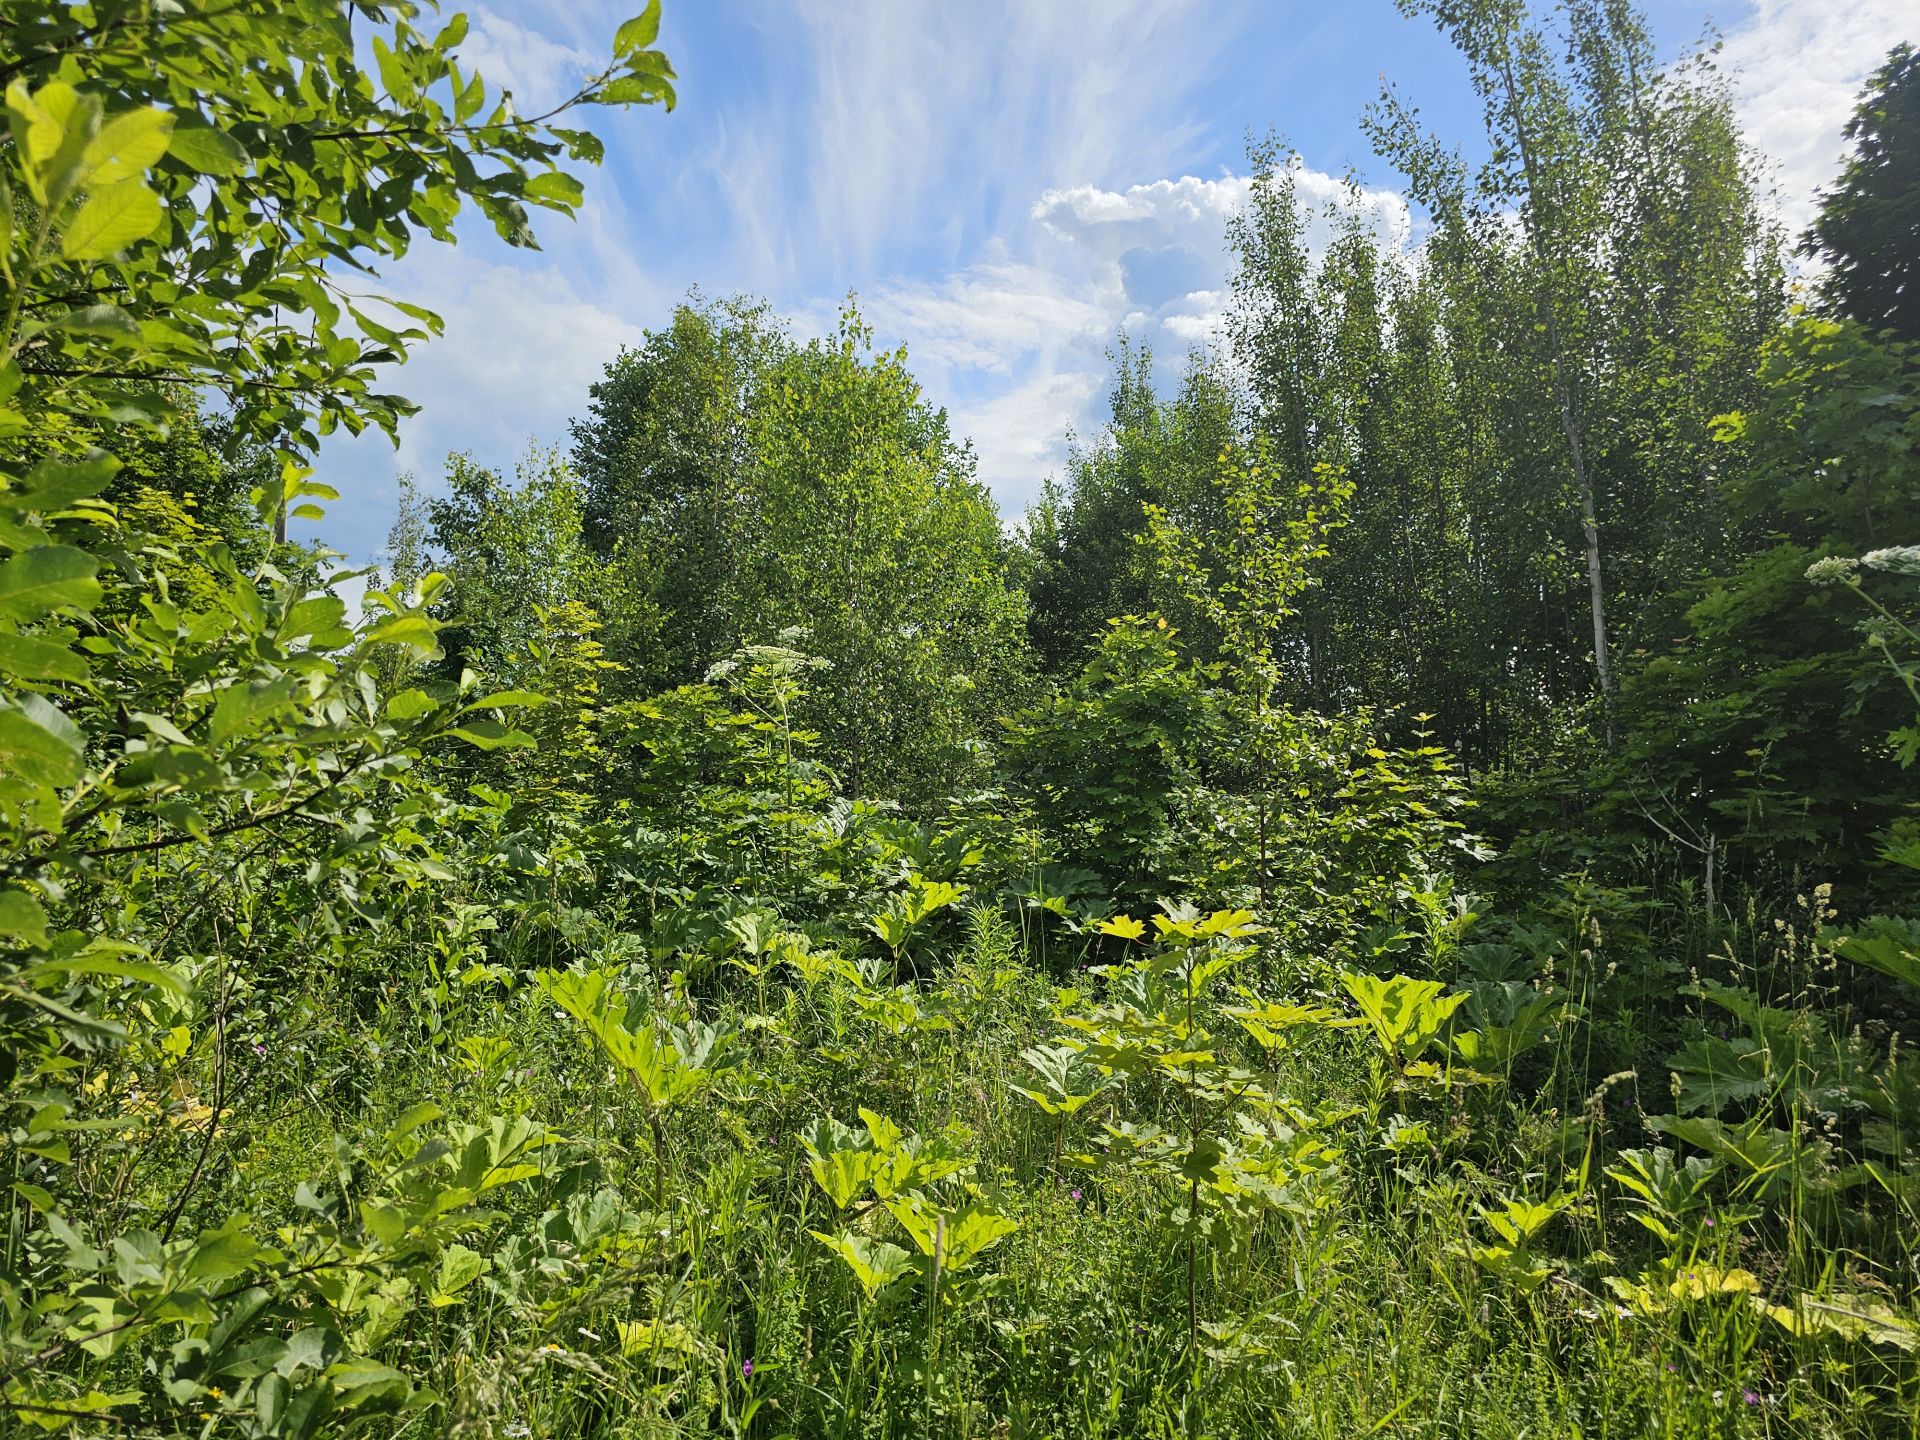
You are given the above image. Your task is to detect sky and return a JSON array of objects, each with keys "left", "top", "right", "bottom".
[{"left": 304, "top": 0, "right": 1915, "bottom": 574}]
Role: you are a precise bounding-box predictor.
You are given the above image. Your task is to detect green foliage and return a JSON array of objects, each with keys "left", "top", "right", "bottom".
[
  {"left": 571, "top": 298, "right": 1032, "bottom": 801},
  {"left": 1, "top": 2, "right": 675, "bottom": 456},
  {"left": 5, "top": 1, "right": 1920, "bottom": 1434},
  {"left": 1808, "top": 43, "right": 1920, "bottom": 346}
]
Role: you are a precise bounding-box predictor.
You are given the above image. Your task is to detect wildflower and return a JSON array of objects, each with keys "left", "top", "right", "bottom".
[
  {"left": 1804, "top": 555, "right": 1859, "bottom": 586},
  {"left": 742, "top": 1359, "right": 754, "bottom": 1379},
  {"left": 1862, "top": 545, "right": 1920, "bottom": 576},
  {"left": 1069, "top": 1189, "right": 1082, "bottom": 1202},
  {"left": 1743, "top": 1390, "right": 1761, "bottom": 1406}
]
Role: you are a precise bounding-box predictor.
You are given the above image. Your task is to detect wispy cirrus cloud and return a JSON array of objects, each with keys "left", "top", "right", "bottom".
[{"left": 313, "top": 0, "right": 1906, "bottom": 563}]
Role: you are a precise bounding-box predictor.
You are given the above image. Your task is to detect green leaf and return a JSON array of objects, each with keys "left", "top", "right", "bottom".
[
  {"left": 454, "top": 69, "right": 486, "bottom": 125},
  {"left": 81, "top": 107, "right": 174, "bottom": 185},
  {"left": 463, "top": 689, "right": 549, "bottom": 711},
  {"left": 20, "top": 951, "right": 189, "bottom": 997},
  {"left": 0, "top": 545, "right": 102, "bottom": 622},
  {"left": 614, "top": 3, "right": 663, "bottom": 55},
  {"left": 429, "top": 1244, "right": 490, "bottom": 1305},
  {"left": 0, "top": 632, "right": 88, "bottom": 682},
  {"left": 448, "top": 720, "right": 535, "bottom": 751},
  {"left": 51, "top": 303, "right": 139, "bottom": 338},
  {"left": 599, "top": 72, "right": 675, "bottom": 108},
  {"left": 942, "top": 1203, "right": 1020, "bottom": 1269},
  {"left": 523, "top": 171, "right": 584, "bottom": 207},
  {"left": 166, "top": 118, "right": 250, "bottom": 176},
  {"left": 20, "top": 453, "right": 119, "bottom": 510},
  {"left": 283, "top": 596, "right": 347, "bottom": 640},
  {"left": 385, "top": 688, "right": 438, "bottom": 721},
  {"left": 0, "top": 886, "right": 50, "bottom": 945},
  {"left": 810, "top": 1230, "right": 917, "bottom": 1300},
  {"left": 326, "top": 1359, "right": 411, "bottom": 1412},
  {"left": 62, "top": 178, "right": 163, "bottom": 259},
  {"left": 363, "top": 614, "right": 440, "bottom": 651},
  {"left": 208, "top": 678, "right": 293, "bottom": 746},
  {"left": 807, "top": 1147, "right": 884, "bottom": 1210},
  {"left": 0, "top": 694, "right": 85, "bottom": 786}
]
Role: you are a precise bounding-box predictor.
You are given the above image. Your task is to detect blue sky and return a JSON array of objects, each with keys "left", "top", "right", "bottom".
[{"left": 306, "top": 0, "right": 1912, "bottom": 574}]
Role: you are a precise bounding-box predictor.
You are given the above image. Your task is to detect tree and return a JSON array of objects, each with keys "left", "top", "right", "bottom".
[
  {"left": 1361, "top": 0, "right": 1780, "bottom": 750},
  {"left": 570, "top": 294, "right": 784, "bottom": 693},
  {"left": 1611, "top": 315, "right": 1920, "bottom": 903},
  {"left": 1021, "top": 340, "right": 1235, "bottom": 675},
  {"left": 742, "top": 308, "right": 1031, "bottom": 801},
  {"left": 424, "top": 447, "right": 606, "bottom": 682},
  {"left": 1808, "top": 44, "right": 1920, "bottom": 347},
  {"left": 1, "top": 0, "right": 676, "bottom": 471},
  {"left": 0, "top": 7, "right": 674, "bottom": 1424},
  {"left": 573, "top": 299, "right": 1032, "bottom": 802}
]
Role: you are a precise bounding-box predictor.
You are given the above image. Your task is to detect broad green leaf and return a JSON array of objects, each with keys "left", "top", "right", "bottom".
[
  {"left": 51, "top": 303, "right": 139, "bottom": 338},
  {"left": 20, "top": 951, "right": 189, "bottom": 998},
  {"left": 0, "top": 886, "right": 49, "bottom": 945},
  {"left": 184, "top": 1216, "right": 264, "bottom": 1282},
  {"left": 326, "top": 1359, "right": 411, "bottom": 1411},
  {"left": 282, "top": 596, "right": 347, "bottom": 640},
  {"left": 363, "top": 614, "right": 440, "bottom": 651},
  {"left": 166, "top": 118, "right": 250, "bottom": 175},
  {"left": 524, "top": 171, "right": 584, "bottom": 207},
  {"left": 0, "top": 545, "right": 101, "bottom": 622},
  {"left": 430, "top": 1244, "right": 490, "bottom": 1305},
  {"left": 62, "top": 178, "right": 163, "bottom": 259},
  {"left": 208, "top": 677, "right": 294, "bottom": 746},
  {"left": 0, "top": 694, "right": 85, "bottom": 786},
  {"left": 386, "top": 688, "right": 438, "bottom": 721},
  {"left": 614, "top": 3, "right": 663, "bottom": 55},
  {"left": 807, "top": 1147, "right": 884, "bottom": 1210},
  {"left": 1340, "top": 972, "right": 1466, "bottom": 1065},
  {"left": 454, "top": 69, "right": 486, "bottom": 125},
  {"left": 1830, "top": 918, "right": 1920, "bottom": 990},
  {"left": 941, "top": 1204, "right": 1019, "bottom": 1269},
  {"left": 464, "top": 689, "right": 549, "bottom": 711},
  {"left": 615, "top": 1317, "right": 703, "bottom": 1361},
  {"left": 20, "top": 453, "right": 119, "bottom": 510},
  {"left": 0, "top": 632, "right": 88, "bottom": 682},
  {"left": 449, "top": 720, "right": 535, "bottom": 750},
  {"left": 81, "top": 107, "right": 174, "bottom": 184},
  {"left": 810, "top": 1230, "right": 916, "bottom": 1299}
]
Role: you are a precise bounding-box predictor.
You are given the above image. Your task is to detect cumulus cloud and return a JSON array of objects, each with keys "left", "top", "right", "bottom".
[
  {"left": 307, "top": 248, "right": 647, "bottom": 563},
  {"left": 1722, "top": 0, "right": 1914, "bottom": 235},
  {"left": 1027, "top": 166, "right": 1412, "bottom": 354},
  {"left": 843, "top": 158, "right": 1414, "bottom": 514},
  {"left": 951, "top": 367, "right": 1109, "bottom": 511}
]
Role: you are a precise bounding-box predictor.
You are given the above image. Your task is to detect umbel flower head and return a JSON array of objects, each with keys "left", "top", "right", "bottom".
[{"left": 1805, "top": 555, "right": 1860, "bottom": 587}]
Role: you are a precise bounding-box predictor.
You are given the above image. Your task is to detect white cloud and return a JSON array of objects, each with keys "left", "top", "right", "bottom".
[
  {"left": 455, "top": 6, "right": 598, "bottom": 111},
  {"left": 1721, "top": 0, "right": 1912, "bottom": 235},
  {"left": 862, "top": 259, "right": 1111, "bottom": 374},
  {"left": 862, "top": 162, "right": 1410, "bottom": 512},
  {"left": 308, "top": 248, "right": 646, "bottom": 562},
  {"left": 769, "top": 0, "right": 1241, "bottom": 277},
  {"left": 951, "top": 366, "right": 1108, "bottom": 509}
]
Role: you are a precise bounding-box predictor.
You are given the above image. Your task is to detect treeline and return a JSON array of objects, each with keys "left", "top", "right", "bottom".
[
  {"left": 4, "top": 1, "right": 1919, "bottom": 1432},
  {"left": 361, "top": 12, "right": 1919, "bottom": 920}
]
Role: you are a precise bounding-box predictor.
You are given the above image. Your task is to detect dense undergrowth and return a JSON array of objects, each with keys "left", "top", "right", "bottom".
[{"left": 4, "top": 2, "right": 1920, "bottom": 1437}]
